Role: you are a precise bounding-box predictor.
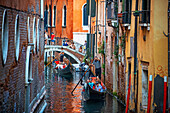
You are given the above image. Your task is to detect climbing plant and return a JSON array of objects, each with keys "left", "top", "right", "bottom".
[{"left": 98, "top": 40, "right": 105, "bottom": 55}]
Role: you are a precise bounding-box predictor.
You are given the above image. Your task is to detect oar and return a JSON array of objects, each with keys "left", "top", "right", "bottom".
[
  {"left": 44, "top": 56, "right": 59, "bottom": 68},
  {"left": 71, "top": 67, "right": 90, "bottom": 95}
]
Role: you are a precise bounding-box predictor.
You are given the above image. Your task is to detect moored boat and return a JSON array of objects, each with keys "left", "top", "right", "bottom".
[{"left": 82, "top": 77, "right": 107, "bottom": 101}]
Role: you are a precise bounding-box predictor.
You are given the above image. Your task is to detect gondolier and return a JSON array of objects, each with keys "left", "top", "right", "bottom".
[
  {"left": 93, "top": 56, "right": 101, "bottom": 79},
  {"left": 59, "top": 47, "right": 64, "bottom": 64}
]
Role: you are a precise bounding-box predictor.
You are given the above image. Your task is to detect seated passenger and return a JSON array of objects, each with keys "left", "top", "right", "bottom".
[
  {"left": 95, "top": 82, "right": 103, "bottom": 92},
  {"left": 88, "top": 78, "right": 94, "bottom": 89}
]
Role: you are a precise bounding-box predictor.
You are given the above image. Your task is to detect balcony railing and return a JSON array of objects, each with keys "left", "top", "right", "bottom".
[
  {"left": 122, "top": 11, "right": 131, "bottom": 26},
  {"left": 139, "top": 10, "right": 150, "bottom": 26}
]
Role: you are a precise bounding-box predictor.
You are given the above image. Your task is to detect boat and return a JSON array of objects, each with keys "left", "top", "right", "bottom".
[
  {"left": 54, "top": 61, "right": 72, "bottom": 77},
  {"left": 82, "top": 77, "right": 107, "bottom": 101}
]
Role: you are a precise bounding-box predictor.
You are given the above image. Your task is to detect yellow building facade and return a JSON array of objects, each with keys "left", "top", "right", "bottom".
[{"left": 124, "top": 0, "right": 168, "bottom": 112}]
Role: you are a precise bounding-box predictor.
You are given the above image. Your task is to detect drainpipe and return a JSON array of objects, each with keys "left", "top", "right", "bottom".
[
  {"left": 134, "top": 0, "right": 139, "bottom": 112},
  {"left": 89, "top": 0, "right": 92, "bottom": 56},
  {"left": 168, "top": 2, "right": 170, "bottom": 111},
  {"left": 104, "top": 0, "right": 107, "bottom": 84},
  {"left": 50, "top": 0, "right": 52, "bottom": 37},
  {"left": 95, "top": 0, "right": 98, "bottom": 54},
  {"left": 116, "top": 0, "right": 119, "bottom": 96}
]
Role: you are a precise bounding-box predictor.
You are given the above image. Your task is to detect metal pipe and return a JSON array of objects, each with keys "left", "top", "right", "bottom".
[
  {"left": 89, "top": 0, "right": 92, "bottom": 55},
  {"left": 104, "top": 0, "right": 107, "bottom": 84},
  {"left": 116, "top": 0, "right": 119, "bottom": 94},
  {"left": 50, "top": 0, "right": 52, "bottom": 37},
  {"left": 134, "top": 0, "right": 139, "bottom": 112},
  {"left": 95, "top": 0, "right": 98, "bottom": 54},
  {"left": 168, "top": 2, "right": 170, "bottom": 111}
]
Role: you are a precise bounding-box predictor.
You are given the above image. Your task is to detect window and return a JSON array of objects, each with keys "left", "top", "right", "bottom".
[
  {"left": 40, "top": 0, "right": 44, "bottom": 18},
  {"left": 1, "top": 10, "right": 8, "bottom": 65},
  {"left": 27, "top": 17, "right": 30, "bottom": 42},
  {"left": 122, "top": 0, "right": 132, "bottom": 25},
  {"left": 62, "top": 6, "right": 66, "bottom": 27},
  {"left": 33, "top": 17, "right": 36, "bottom": 53},
  {"left": 15, "top": 15, "right": 20, "bottom": 61},
  {"left": 37, "top": 19, "right": 39, "bottom": 53},
  {"left": 107, "top": 1, "right": 116, "bottom": 20},
  {"left": 83, "top": 4, "right": 88, "bottom": 26},
  {"left": 139, "top": 0, "right": 150, "bottom": 25},
  {"left": 48, "top": 5, "right": 51, "bottom": 26},
  {"left": 53, "top": 6, "right": 56, "bottom": 26},
  {"left": 44, "top": 5, "right": 48, "bottom": 31},
  {"left": 28, "top": 52, "right": 32, "bottom": 81}
]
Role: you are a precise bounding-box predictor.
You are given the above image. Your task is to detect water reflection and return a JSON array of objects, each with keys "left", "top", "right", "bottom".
[{"left": 45, "top": 65, "right": 125, "bottom": 113}]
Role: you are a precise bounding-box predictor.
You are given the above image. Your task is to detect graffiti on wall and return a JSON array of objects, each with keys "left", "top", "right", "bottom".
[{"left": 156, "top": 65, "right": 168, "bottom": 77}]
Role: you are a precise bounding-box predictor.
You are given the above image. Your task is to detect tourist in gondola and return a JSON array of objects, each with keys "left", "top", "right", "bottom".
[{"left": 95, "top": 81, "right": 103, "bottom": 92}]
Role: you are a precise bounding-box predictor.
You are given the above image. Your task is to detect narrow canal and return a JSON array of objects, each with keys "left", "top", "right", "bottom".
[{"left": 44, "top": 65, "right": 125, "bottom": 113}]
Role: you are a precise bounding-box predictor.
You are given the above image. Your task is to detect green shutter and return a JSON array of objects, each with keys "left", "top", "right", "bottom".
[
  {"left": 86, "top": 0, "right": 89, "bottom": 15},
  {"left": 91, "top": 0, "right": 96, "bottom": 17},
  {"left": 122, "top": 0, "right": 124, "bottom": 12}
]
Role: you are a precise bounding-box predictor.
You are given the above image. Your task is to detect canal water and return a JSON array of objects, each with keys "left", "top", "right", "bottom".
[{"left": 44, "top": 65, "right": 125, "bottom": 113}]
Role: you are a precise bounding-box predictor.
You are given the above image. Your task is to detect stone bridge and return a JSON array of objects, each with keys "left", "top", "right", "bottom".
[{"left": 44, "top": 45, "right": 85, "bottom": 64}]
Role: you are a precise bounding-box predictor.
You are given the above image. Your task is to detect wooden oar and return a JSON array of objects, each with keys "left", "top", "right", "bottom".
[
  {"left": 44, "top": 56, "right": 58, "bottom": 68},
  {"left": 71, "top": 67, "right": 90, "bottom": 95}
]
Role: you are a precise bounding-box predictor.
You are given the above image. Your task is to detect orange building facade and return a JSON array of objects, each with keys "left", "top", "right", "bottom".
[
  {"left": 73, "top": 0, "right": 89, "bottom": 45},
  {"left": 44, "top": 0, "right": 88, "bottom": 44},
  {"left": 44, "top": 0, "right": 73, "bottom": 39}
]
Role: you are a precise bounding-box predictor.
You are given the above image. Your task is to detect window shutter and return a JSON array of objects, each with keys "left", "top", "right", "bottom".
[
  {"left": 91, "top": 0, "right": 96, "bottom": 17},
  {"left": 54, "top": 6, "right": 56, "bottom": 26},
  {"left": 64, "top": 6, "right": 66, "bottom": 26},
  {"left": 44, "top": 10, "right": 48, "bottom": 31},
  {"left": 86, "top": 0, "right": 89, "bottom": 15}
]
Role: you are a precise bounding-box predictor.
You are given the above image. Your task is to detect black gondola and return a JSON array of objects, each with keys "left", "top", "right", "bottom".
[
  {"left": 82, "top": 77, "right": 107, "bottom": 101},
  {"left": 54, "top": 62, "right": 72, "bottom": 77}
]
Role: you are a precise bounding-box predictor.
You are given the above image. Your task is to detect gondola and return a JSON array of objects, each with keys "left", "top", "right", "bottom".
[
  {"left": 82, "top": 77, "right": 107, "bottom": 101},
  {"left": 54, "top": 62, "right": 72, "bottom": 77}
]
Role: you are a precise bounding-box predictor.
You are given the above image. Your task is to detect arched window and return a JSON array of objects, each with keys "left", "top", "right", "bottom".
[
  {"left": 82, "top": 4, "right": 88, "bottom": 30},
  {"left": 1, "top": 10, "right": 8, "bottom": 65},
  {"left": 33, "top": 17, "right": 36, "bottom": 53},
  {"left": 25, "top": 46, "right": 33, "bottom": 85},
  {"left": 83, "top": 4, "right": 88, "bottom": 26},
  {"left": 15, "top": 15, "right": 20, "bottom": 61},
  {"left": 62, "top": 5, "right": 66, "bottom": 27},
  {"left": 37, "top": 19, "right": 39, "bottom": 53},
  {"left": 27, "top": 17, "right": 30, "bottom": 43}
]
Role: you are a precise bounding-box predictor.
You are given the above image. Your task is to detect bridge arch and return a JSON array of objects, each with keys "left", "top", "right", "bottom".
[{"left": 45, "top": 48, "right": 81, "bottom": 64}]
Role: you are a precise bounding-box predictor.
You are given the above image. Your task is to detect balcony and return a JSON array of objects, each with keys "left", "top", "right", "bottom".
[{"left": 139, "top": 10, "right": 150, "bottom": 27}]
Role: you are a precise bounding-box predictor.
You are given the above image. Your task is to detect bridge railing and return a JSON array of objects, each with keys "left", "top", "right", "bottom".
[{"left": 46, "top": 37, "right": 86, "bottom": 54}]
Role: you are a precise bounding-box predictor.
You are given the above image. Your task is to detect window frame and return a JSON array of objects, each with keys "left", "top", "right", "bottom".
[
  {"left": 1, "top": 9, "right": 9, "bottom": 65},
  {"left": 15, "top": 14, "right": 20, "bottom": 61},
  {"left": 62, "top": 5, "right": 67, "bottom": 27},
  {"left": 82, "top": 3, "right": 89, "bottom": 30},
  {"left": 33, "top": 17, "right": 36, "bottom": 53}
]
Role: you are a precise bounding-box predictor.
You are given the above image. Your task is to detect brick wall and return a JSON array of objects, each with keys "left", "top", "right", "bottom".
[{"left": 0, "top": 0, "right": 45, "bottom": 112}]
